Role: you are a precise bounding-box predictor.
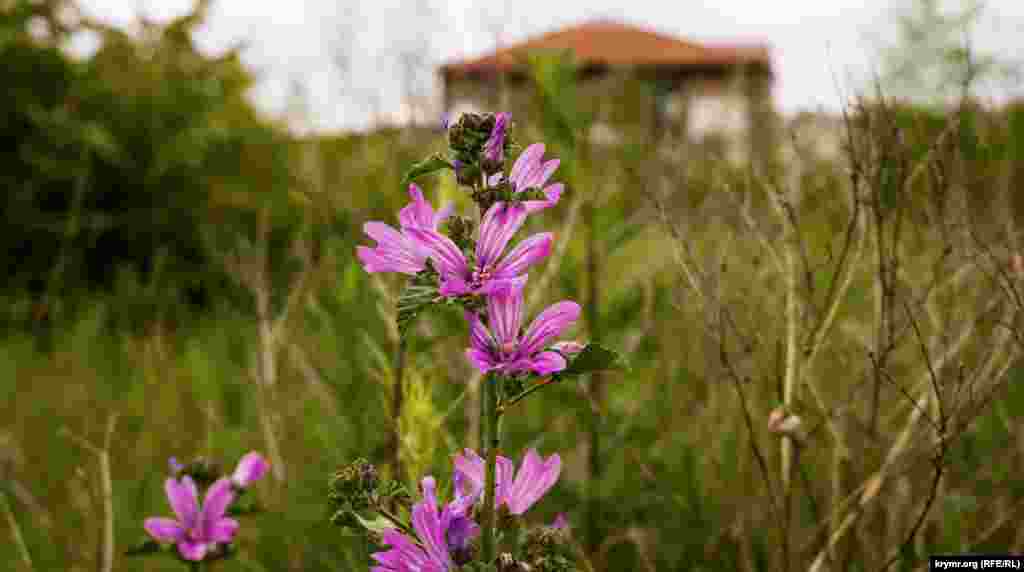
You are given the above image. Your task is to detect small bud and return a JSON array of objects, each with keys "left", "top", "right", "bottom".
[
  {"left": 481, "top": 112, "right": 510, "bottom": 174},
  {"left": 445, "top": 215, "right": 476, "bottom": 251},
  {"left": 768, "top": 407, "right": 802, "bottom": 436},
  {"left": 1011, "top": 254, "right": 1024, "bottom": 279}
]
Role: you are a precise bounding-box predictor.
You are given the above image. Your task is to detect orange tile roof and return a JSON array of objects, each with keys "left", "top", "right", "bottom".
[{"left": 441, "top": 20, "right": 771, "bottom": 75}]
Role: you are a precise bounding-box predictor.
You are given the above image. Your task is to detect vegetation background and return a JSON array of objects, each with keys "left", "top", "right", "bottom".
[{"left": 2, "top": 0, "right": 1023, "bottom": 570}]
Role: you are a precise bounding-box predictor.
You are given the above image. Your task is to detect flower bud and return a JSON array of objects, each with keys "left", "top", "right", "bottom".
[
  {"left": 768, "top": 407, "right": 802, "bottom": 436},
  {"left": 481, "top": 112, "right": 510, "bottom": 175},
  {"left": 1011, "top": 253, "right": 1024, "bottom": 279},
  {"left": 444, "top": 215, "right": 476, "bottom": 251}
]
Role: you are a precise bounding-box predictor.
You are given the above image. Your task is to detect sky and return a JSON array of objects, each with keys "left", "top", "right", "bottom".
[{"left": 74, "top": 0, "right": 1024, "bottom": 133}]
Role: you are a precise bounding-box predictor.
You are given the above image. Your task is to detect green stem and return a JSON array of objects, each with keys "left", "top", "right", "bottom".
[
  {"left": 0, "top": 489, "right": 32, "bottom": 570},
  {"left": 499, "top": 377, "right": 555, "bottom": 414},
  {"left": 480, "top": 374, "right": 500, "bottom": 563}
]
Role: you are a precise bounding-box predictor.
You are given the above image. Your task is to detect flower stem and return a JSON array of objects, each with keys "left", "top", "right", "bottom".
[{"left": 480, "top": 373, "right": 500, "bottom": 563}]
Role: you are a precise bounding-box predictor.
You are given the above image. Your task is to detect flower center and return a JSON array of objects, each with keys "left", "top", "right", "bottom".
[
  {"left": 499, "top": 340, "right": 517, "bottom": 356},
  {"left": 470, "top": 265, "right": 494, "bottom": 288}
]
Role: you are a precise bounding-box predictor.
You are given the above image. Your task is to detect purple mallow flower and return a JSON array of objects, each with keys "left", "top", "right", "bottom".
[
  {"left": 231, "top": 451, "right": 269, "bottom": 488},
  {"left": 464, "top": 280, "right": 580, "bottom": 376},
  {"left": 482, "top": 112, "right": 509, "bottom": 165},
  {"left": 408, "top": 203, "right": 552, "bottom": 297},
  {"left": 144, "top": 476, "right": 238, "bottom": 562},
  {"left": 371, "top": 476, "right": 479, "bottom": 572},
  {"left": 357, "top": 184, "right": 454, "bottom": 275},
  {"left": 453, "top": 448, "right": 562, "bottom": 516},
  {"left": 487, "top": 143, "right": 564, "bottom": 214}
]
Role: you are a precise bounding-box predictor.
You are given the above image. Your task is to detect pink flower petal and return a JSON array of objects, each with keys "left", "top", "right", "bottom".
[
  {"left": 439, "top": 275, "right": 472, "bottom": 297},
  {"left": 405, "top": 228, "right": 468, "bottom": 278},
  {"left": 524, "top": 183, "right": 565, "bottom": 214},
  {"left": 506, "top": 450, "right": 561, "bottom": 515},
  {"left": 208, "top": 517, "right": 239, "bottom": 543},
  {"left": 510, "top": 143, "right": 545, "bottom": 189},
  {"left": 177, "top": 539, "right": 208, "bottom": 561},
  {"left": 526, "top": 351, "right": 567, "bottom": 376},
  {"left": 144, "top": 517, "right": 185, "bottom": 543},
  {"left": 465, "top": 311, "right": 495, "bottom": 354},
  {"left": 486, "top": 279, "right": 525, "bottom": 348},
  {"left": 476, "top": 203, "right": 527, "bottom": 269},
  {"left": 231, "top": 452, "right": 269, "bottom": 488},
  {"left": 398, "top": 184, "right": 435, "bottom": 230},
  {"left": 466, "top": 348, "right": 498, "bottom": 373},
  {"left": 165, "top": 477, "right": 199, "bottom": 530},
  {"left": 520, "top": 301, "right": 582, "bottom": 357},
  {"left": 200, "top": 478, "right": 235, "bottom": 531},
  {"left": 492, "top": 232, "right": 552, "bottom": 279}
]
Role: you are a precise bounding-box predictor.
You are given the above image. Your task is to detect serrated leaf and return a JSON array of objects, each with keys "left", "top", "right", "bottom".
[
  {"left": 402, "top": 154, "right": 454, "bottom": 186},
  {"left": 555, "top": 343, "right": 628, "bottom": 379},
  {"left": 354, "top": 513, "right": 398, "bottom": 534}
]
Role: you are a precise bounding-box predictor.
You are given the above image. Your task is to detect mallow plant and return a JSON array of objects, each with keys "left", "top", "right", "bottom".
[
  {"left": 125, "top": 451, "right": 269, "bottom": 569},
  {"left": 338, "top": 112, "right": 626, "bottom": 571}
]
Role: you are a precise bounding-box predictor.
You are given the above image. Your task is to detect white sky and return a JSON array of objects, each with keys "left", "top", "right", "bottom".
[{"left": 74, "top": 0, "right": 1024, "bottom": 132}]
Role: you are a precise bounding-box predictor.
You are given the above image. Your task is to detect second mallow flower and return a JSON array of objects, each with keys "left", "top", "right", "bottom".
[
  {"left": 453, "top": 448, "right": 562, "bottom": 516},
  {"left": 408, "top": 202, "right": 552, "bottom": 297},
  {"left": 464, "top": 280, "right": 581, "bottom": 377},
  {"left": 371, "top": 476, "right": 479, "bottom": 571}
]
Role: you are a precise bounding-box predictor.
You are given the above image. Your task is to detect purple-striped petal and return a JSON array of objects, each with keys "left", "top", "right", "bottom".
[
  {"left": 492, "top": 232, "right": 553, "bottom": 279},
  {"left": 200, "top": 478, "right": 235, "bottom": 533},
  {"left": 433, "top": 203, "right": 454, "bottom": 228},
  {"left": 453, "top": 449, "right": 485, "bottom": 496},
  {"left": 486, "top": 279, "right": 524, "bottom": 349},
  {"left": 525, "top": 351, "right": 567, "bottom": 376},
  {"left": 452, "top": 449, "right": 515, "bottom": 509},
  {"left": 398, "top": 184, "right": 433, "bottom": 229},
  {"left": 439, "top": 275, "right": 472, "bottom": 297},
  {"left": 466, "top": 348, "right": 498, "bottom": 374},
  {"left": 506, "top": 450, "right": 561, "bottom": 515},
  {"left": 411, "top": 479, "right": 453, "bottom": 569},
  {"left": 528, "top": 158, "right": 561, "bottom": 190},
  {"left": 231, "top": 452, "right": 269, "bottom": 488},
  {"left": 483, "top": 112, "right": 509, "bottom": 164},
  {"left": 144, "top": 517, "right": 185, "bottom": 544},
  {"left": 356, "top": 245, "right": 424, "bottom": 275},
  {"left": 551, "top": 341, "right": 585, "bottom": 356},
  {"left": 208, "top": 517, "right": 239, "bottom": 543},
  {"left": 523, "top": 183, "right": 564, "bottom": 214},
  {"left": 373, "top": 529, "right": 430, "bottom": 569},
  {"left": 165, "top": 477, "right": 199, "bottom": 530},
  {"left": 406, "top": 228, "right": 469, "bottom": 278},
  {"left": 445, "top": 515, "right": 478, "bottom": 552},
  {"left": 510, "top": 143, "right": 545, "bottom": 189},
  {"left": 177, "top": 539, "right": 208, "bottom": 562},
  {"left": 520, "top": 301, "right": 582, "bottom": 357},
  {"left": 466, "top": 311, "right": 495, "bottom": 354},
  {"left": 476, "top": 203, "right": 527, "bottom": 269}
]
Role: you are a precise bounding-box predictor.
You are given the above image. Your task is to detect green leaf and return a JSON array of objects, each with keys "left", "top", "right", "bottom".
[
  {"left": 401, "top": 153, "right": 454, "bottom": 186},
  {"left": 396, "top": 281, "right": 440, "bottom": 338},
  {"left": 554, "top": 343, "right": 629, "bottom": 380},
  {"left": 353, "top": 513, "right": 397, "bottom": 535}
]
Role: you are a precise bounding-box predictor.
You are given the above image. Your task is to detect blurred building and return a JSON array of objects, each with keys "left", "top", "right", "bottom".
[{"left": 439, "top": 20, "right": 775, "bottom": 160}]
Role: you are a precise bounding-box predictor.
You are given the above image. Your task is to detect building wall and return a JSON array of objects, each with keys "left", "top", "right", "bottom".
[{"left": 443, "top": 65, "right": 775, "bottom": 162}]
